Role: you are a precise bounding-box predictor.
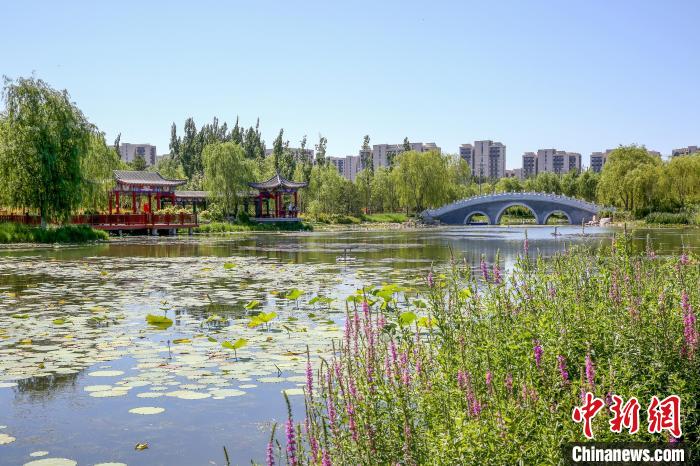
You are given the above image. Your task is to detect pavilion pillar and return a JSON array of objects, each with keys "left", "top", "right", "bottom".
[
  {"left": 147, "top": 193, "right": 152, "bottom": 213},
  {"left": 156, "top": 193, "right": 161, "bottom": 210},
  {"left": 294, "top": 191, "right": 298, "bottom": 216},
  {"left": 116, "top": 191, "right": 120, "bottom": 214},
  {"left": 108, "top": 192, "right": 113, "bottom": 215},
  {"left": 132, "top": 192, "right": 137, "bottom": 214}
]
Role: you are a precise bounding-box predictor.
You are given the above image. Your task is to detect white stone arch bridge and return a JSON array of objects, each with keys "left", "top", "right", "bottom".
[{"left": 421, "top": 192, "right": 606, "bottom": 225}]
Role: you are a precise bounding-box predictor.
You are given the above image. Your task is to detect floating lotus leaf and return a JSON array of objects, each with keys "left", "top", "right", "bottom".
[{"left": 129, "top": 406, "right": 165, "bottom": 415}]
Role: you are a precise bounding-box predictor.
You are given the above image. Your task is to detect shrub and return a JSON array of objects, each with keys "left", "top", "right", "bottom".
[
  {"left": 0, "top": 223, "right": 108, "bottom": 243},
  {"left": 645, "top": 212, "right": 690, "bottom": 225},
  {"left": 269, "top": 241, "right": 699, "bottom": 464}
]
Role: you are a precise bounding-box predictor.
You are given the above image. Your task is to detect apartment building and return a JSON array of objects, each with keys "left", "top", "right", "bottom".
[
  {"left": 672, "top": 145, "right": 699, "bottom": 157},
  {"left": 118, "top": 143, "right": 158, "bottom": 166},
  {"left": 328, "top": 155, "right": 363, "bottom": 181},
  {"left": 368, "top": 142, "right": 441, "bottom": 170},
  {"left": 521, "top": 149, "right": 581, "bottom": 178},
  {"left": 460, "top": 140, "right": 506, "bottom": 180}
]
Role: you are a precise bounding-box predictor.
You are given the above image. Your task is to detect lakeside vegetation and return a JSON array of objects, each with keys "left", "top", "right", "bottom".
[
  {"left": 267, "top": 238, "right": 699, "bottom": 464},
  {"left": 0, "top": 222, "right": 107, "bottom": 244}
]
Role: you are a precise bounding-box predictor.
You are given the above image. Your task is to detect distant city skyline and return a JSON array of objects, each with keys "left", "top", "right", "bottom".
[{"left": 2, "top": 1, "right": 698, "bottom": 169}]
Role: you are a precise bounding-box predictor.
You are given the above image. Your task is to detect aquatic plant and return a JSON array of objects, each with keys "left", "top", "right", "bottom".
[{"left": 268, "top": 237, "right": 700, "bottom": 464}]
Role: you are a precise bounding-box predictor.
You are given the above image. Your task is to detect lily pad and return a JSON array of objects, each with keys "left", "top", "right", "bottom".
[
  {"left": 0, "top": 433, "right": 16, "bottom": 445},
  {"left": 129, "top": 406, "right": 165, "bottom": 415}
]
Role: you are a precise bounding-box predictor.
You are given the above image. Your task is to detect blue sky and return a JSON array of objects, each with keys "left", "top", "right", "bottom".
[{"left": 2, "top": 0, "right": 698, "bottom": 168}]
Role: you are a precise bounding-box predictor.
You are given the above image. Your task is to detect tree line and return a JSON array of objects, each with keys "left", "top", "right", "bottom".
[{"left": 1, "top": 77, "right": 698, "bottom": 226}]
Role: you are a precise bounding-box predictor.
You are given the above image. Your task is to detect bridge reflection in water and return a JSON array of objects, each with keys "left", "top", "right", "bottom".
[{"left": 422, "top": 192, "right": 605, "bottom": 225}]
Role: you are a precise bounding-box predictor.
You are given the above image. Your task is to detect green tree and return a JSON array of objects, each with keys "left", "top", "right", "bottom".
[
  {"left": 561, "top": 171, "right": 579, "bottom": 197},
  {"left": 524, "top": 172, "right": 562, "bottom": 194},
  {"left": 0, "top": 77, "right": 97, "bottom": 226},
  {"left": 180, "top": 117, "right": 199, "bottom": 178},
  {"left": 370, "top": 167, "right": 398, "bottom": 212},
  {"left": 663, "top": 155, "right": 700, "bottom": 207},
  {"left": 80, "top": 133, "right": 123, "bottom": 212},
  {"left": 355, "top": 168, "right": 373, "bottom": 212},
  {"left": 315, "top": 135, "right": 327, "bottom": 166},
  {"left": 494, "top": 176, "right": 523, "bottom": 193},
  {"left": 169, "top": 123, "right": 180, "bottom": 160},
  {"left": 202, "top": 141, "right": 256, "bottom": 217},
  {"left": 153, "top": 154, "right": 186, "bottom": 181},
  {"left": 306, "top": 164, "right": 359, "bottom": 217},
  {"left": 597, "top": 145, "right": 661, "bottom": 210},
  {"left": 391, "top": 150, "right": 453, "bottom": 213},
  {"left": 576, "top": 170, "right": 599, "bottom": 202},
  {"left": 361, "top": 135, "right": 372, "bottom": 172},
  {"left": 231, "top": 117, "right": 243, "bottom": 145},
  {"left": 129, "top": 154, "right": 147, "bottom": 171},
  {"left": 403, "top": 137, "right": 411, "bottom": 151}
]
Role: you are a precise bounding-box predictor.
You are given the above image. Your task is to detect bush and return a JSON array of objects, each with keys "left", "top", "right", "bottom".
[
  {"left": 272, "top": 241, "right": 699, "bottom": 464},
  {"left": 199, "top": 203, "right": 224, "bottom": 222},
  {"left": 645, "top": 212, "right": 690, "bottom": 225},
  {"left": 0, "top": 223, "right": 108, "bottom": 243},
  {"left": 360, "top": 212, "right": 409, "bottom": 223},
  {"left": 194, "top": 220, "right": 312, "bottom": 233}
]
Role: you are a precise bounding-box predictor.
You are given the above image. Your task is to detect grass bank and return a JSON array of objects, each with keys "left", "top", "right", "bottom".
[
  {"left": 311, "top": 212, "right": 409, "bottom": 225},
  {"left": 267, "top": 239, "right": 699, "bottom": 464},
  {"left": 0, "top": 222, "right": 108, "bottom": 244},
  {"left": 194, "top": 220, "right": 313, "bottom": 233}
]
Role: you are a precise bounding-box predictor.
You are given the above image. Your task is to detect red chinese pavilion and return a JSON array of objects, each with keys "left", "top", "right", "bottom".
[
  {"left": 248, "top": 172, "right": 308, "bottom": 221},
  {"left": 110, "top": 170, "right": 186, "bottom": 214}
]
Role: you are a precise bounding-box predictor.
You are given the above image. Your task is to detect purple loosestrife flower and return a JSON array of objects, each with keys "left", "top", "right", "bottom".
[
  {"left": 505, "top": 373, "right": 513, "bottom": 393},
  {"left": 285, "top": 417, "right": 297, "bottom": 466},
  {"left": 557, "top": 355, "right": 569, "bottom": 383},
  {"left": 427, "top": 271, "right": 434, "bottom": 287},
  {"left": 480, "top": 257, "right": 490, "bottom": 281},
  {"left": 585, "top": 353, "right": 595, "bottom": 389},
  {"left": 533, "top": 340, "right": 543, "bottom": 370},
  {"left": 321, "top": 450, "right": 332, "bottom": 466},
  {"left": 400, "top": 351, "right": 411, "bottom": 386},
  {"left": 493, "top": 263, "right": 502, "bottom": 284},
  {"left": 347, "top": 403, "right": 358, "bottom": 442},
  {"left": 682, "top": 291, "right": 698, "bottom": 359},
  {"left": 485, "top": 370, "right": 493, "bottom": 391},
  {"left": 384, "top": 354, "right": 392, "bottom": 380},
  {"left": 680, "top": 253, "right": 690, "bottom": 266},
  {"left": 266, "top": 440, "right": 275, "bottom": 466},
  {"left": 377, "top": 315, "right": 386, "bottom": 331},
  {"left": 523, "top": 233, "right": 529, "bottom": 256},
  {"left": 326, "top": 393, "right": 337, "bottom": 427},
  {"left": 390, "top": 339, "right": 398, "bottom": 365},
  {"left": 457, "top": 370, "right": 468, "bottom": 391}
]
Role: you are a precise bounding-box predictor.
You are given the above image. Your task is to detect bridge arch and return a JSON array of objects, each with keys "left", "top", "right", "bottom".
[
  {"left": 494, "top": 202, "right": 539, "bottom": 225},
  {"left": 542, "top": 210, "right": 572, "bottom": 225},
  {"left": 463, "top": 210, "right": 491, "bottom": 225}
]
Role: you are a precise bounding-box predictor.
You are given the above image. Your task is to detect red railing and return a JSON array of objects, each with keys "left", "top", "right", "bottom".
[{"left": 0, "top": 213, "right": 198, "bottom": 228}]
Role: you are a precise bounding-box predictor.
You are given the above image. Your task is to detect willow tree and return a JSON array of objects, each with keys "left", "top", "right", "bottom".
[
  {"left": 80, "top": 133, "right": 123, "bottom": 213},
  {"left": 391, "top": 150, "right": 452, "bottom": 213},
  {"left": 202, "top": 141, "right": 256, "bottom": 217},
  {"left": 597, "top": 146, "right": 661, "bottom": 211},
  {"left": 0, "top": 77, "right": 96, "bottom": 226}
]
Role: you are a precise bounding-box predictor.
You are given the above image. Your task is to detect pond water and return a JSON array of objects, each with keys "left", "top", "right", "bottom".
[{"left": 0, "top": 226, "right": 697, "bottom": 466}]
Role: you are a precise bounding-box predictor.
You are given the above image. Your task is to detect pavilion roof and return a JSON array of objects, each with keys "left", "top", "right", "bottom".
[
  {"left": 113, "top": 170, "right": 187, "bottom": 187},
  {"left": 248, "top": 172, "right": 308, "bottom": 190},
  {"left": 175, "top": 190, "right": 209, "bottom": 200}
]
